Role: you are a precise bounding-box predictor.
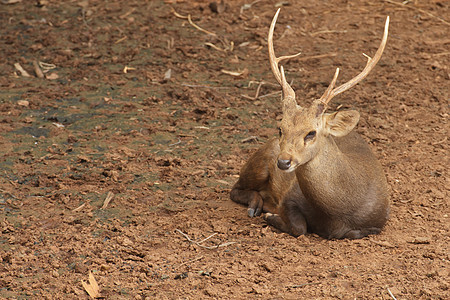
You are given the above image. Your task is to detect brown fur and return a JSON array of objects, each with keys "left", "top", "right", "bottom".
[{"left": 231, "top": 10, "right": 390, "bottom": 239}]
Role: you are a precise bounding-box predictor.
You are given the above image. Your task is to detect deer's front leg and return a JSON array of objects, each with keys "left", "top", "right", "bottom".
[
  {"left": 230, "top": 188, "right": 264, "bottom": 217},
  {"left": 230, "top": 138, "right": 280, "bottom": 217}
]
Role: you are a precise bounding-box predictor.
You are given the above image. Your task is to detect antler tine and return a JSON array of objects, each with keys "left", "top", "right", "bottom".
[
  {"left": 280, "top": 65, "right": 297, "bottom": 108},
  {"left": 319, "top": 68, "right": 340, "bottom": 105},
  {"left": 268, "top": 8, "right": 302, "bottom": 86},
  {"left": 323, "top": 16, "right": 389, "bottom": 105}
]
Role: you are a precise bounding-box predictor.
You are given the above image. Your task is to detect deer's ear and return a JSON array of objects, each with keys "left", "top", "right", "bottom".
[{"left": 323, "top": 110, "right": 360, "bottom": 137}]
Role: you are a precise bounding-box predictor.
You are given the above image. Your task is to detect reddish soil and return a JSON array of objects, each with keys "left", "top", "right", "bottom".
[{"left": 0, "top": 0, "right": 448, "bottom": 299}]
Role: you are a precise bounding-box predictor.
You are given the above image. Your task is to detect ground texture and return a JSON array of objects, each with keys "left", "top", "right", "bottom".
[{"left": 0, "top": 0, "right": 449, "bottom": 299}]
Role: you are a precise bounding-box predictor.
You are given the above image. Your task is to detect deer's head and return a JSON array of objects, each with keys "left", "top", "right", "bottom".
[{"left": 268, "top": 9, "right": 389, "bottom": 171}]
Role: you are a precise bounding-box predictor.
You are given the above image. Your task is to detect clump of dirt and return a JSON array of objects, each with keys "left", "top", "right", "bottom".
[{"left": 0, "top": 0, "right": 448, "bottom": 299}]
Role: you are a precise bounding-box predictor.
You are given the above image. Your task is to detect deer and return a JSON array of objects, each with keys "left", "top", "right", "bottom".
[{"left": 230, "top": 9, "right": 390, "bottom": 239}]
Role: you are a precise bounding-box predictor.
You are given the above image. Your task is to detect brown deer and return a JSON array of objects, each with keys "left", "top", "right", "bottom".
[{"left": 230, "top": 9, "right": 390, "bottom": 239}]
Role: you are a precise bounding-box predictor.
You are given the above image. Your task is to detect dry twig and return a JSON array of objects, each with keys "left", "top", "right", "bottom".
[
  {"left": 384, "top": 0, "right": 450, "bottom": 26},
  {"left": 187, "top": 14, "right": 217, "bottom": 36},
  {"left": 33, "top": 60, "right": 44, "bottom": 78},
  {"left": 14, "top": 63, "right": 31, "bottom": 77},
  {"left": 100, "top": 192, "right": 114, "bottom": 209},
  {"left": 205, "top": 42, "right": 226, "bottom": 52},
  {"left": 176, "top": 229, "right": 236, "bottom": 250},
  {"left": 172, "top": 8, "right": 188, "bottom": 19},
  {"left": 241, "top": 136, "right": 259, "bottom": 143},
  {"left": 115, "top": 36, "right": 127, "bottom": 44},
  {"left": 178, "top": 133, "right": 199, "bottom": 139},
  {"left": 197, "top": 233, "right": 217, "bottom": 244},
  {"left": 242, "top": 80, "right": 281, "bottom": 100},
  {"left": 243, "top": 81, "right": 265, "bottom": 100},
  {"left": 241, "top": 79, "right": 292, "bottom": 100},
  {"left": 287, "top": 282, "right": 319, "bottom": 289},
  {"left": 221, "top": 68, "right": 248, "bottom": 78},
  {"left": 387, "top": 287, "right": 398, "bottom": 300},
  {"left": 296, "top": 52, "right": 338, "bottom": 61},
  {"left": 194, "top": 126, "right": 210, "bottom": 130},
  {"left": 169, "top": 139, "right": 181, "bottom": 146},
  {"left": 240, "top": 0, "right": 263, "bottom": 14},
  {"left": 179, "top": 256, "right": 204, "bottom": 267},
  {"left": 180, "top": 83, "right": 230, "bottom": 89},
  {"left": 172, "top": 8, "right": 234, "bottom": 51},
  {"left": 72, "top": 202, "right": 86, "bottom": 212},
  {"left": 257, "top": 90, "right": 282, "bottom": 99},
  {"left": 310, "top": 30, "right": 347, "bottom": 36},
  {"left": 0, "top": 189, "right": 18, "bottom": 199}
]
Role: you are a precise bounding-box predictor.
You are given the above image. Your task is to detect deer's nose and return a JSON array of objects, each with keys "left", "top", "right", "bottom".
[{"left": 277, "top": 159, "right": 291, "bottom": 170}]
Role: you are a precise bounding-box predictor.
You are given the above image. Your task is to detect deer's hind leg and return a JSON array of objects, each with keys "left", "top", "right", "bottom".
[
  {"left": 340, "top": 227, "right": 382, "bottom": 239},
  {"left": 230, "top": 139, "right": 280, "bottom": 217}
]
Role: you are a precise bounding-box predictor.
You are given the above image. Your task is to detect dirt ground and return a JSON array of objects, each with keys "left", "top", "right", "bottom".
[{"left": 0, "top": 0, "right": 448, "bottom": 299}]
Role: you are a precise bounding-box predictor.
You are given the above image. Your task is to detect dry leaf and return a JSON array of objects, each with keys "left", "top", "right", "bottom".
[
  {"left": 216, "top": 179, "right": 230, "bottom": 185},
  {"left": 17, "top": 100, "right": 29, "bottom": 107},
  {"left": 163, "top": 68, "right": 172, "bottom": 81},
  {"left": 2, "top": 0, "right": 22, "bottom": 4},
  {"left": 38, "top": 61, "right": 56, "bottom": 71},
  {"left": 82, "top": 271, "right": 100, "bottom": 299},
  {"left": 123, "top": 66, "right": 135, "bottom": 73},
  {"left": 46, "top": 73, "right": 59, "bottom": 80}
]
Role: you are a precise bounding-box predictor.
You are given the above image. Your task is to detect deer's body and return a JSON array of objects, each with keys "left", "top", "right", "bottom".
[
  {"left": 232, "top": 131, "right": 389, "bottom": 239},
  {"left": 231, "top": 10, "right": 390, "bottom": 239}
]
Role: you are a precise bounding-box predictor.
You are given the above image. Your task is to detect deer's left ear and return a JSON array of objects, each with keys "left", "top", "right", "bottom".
[{"left": 323, "top": 110, "right": 360, "bottom": 137}]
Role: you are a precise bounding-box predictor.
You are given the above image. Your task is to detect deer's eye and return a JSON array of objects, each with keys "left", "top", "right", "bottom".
[
  {"left": 278, "top": 127, "right": 282, "bottom": 137},
  {"left": 304, "top": 130, "right": 316, "bottom": 141}
]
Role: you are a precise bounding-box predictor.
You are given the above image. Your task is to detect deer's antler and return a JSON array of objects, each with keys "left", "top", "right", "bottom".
[
  {"left": 268, "top": 8, "right": 302, "bottom": 108},
  {"left": 319, "top": 16, "right": 390, "bottom": 106}
]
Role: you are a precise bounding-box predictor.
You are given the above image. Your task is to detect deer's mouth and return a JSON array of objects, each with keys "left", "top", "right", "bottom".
[{"left": 281, "top": 163, "right": 298, "bottom": 173}]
